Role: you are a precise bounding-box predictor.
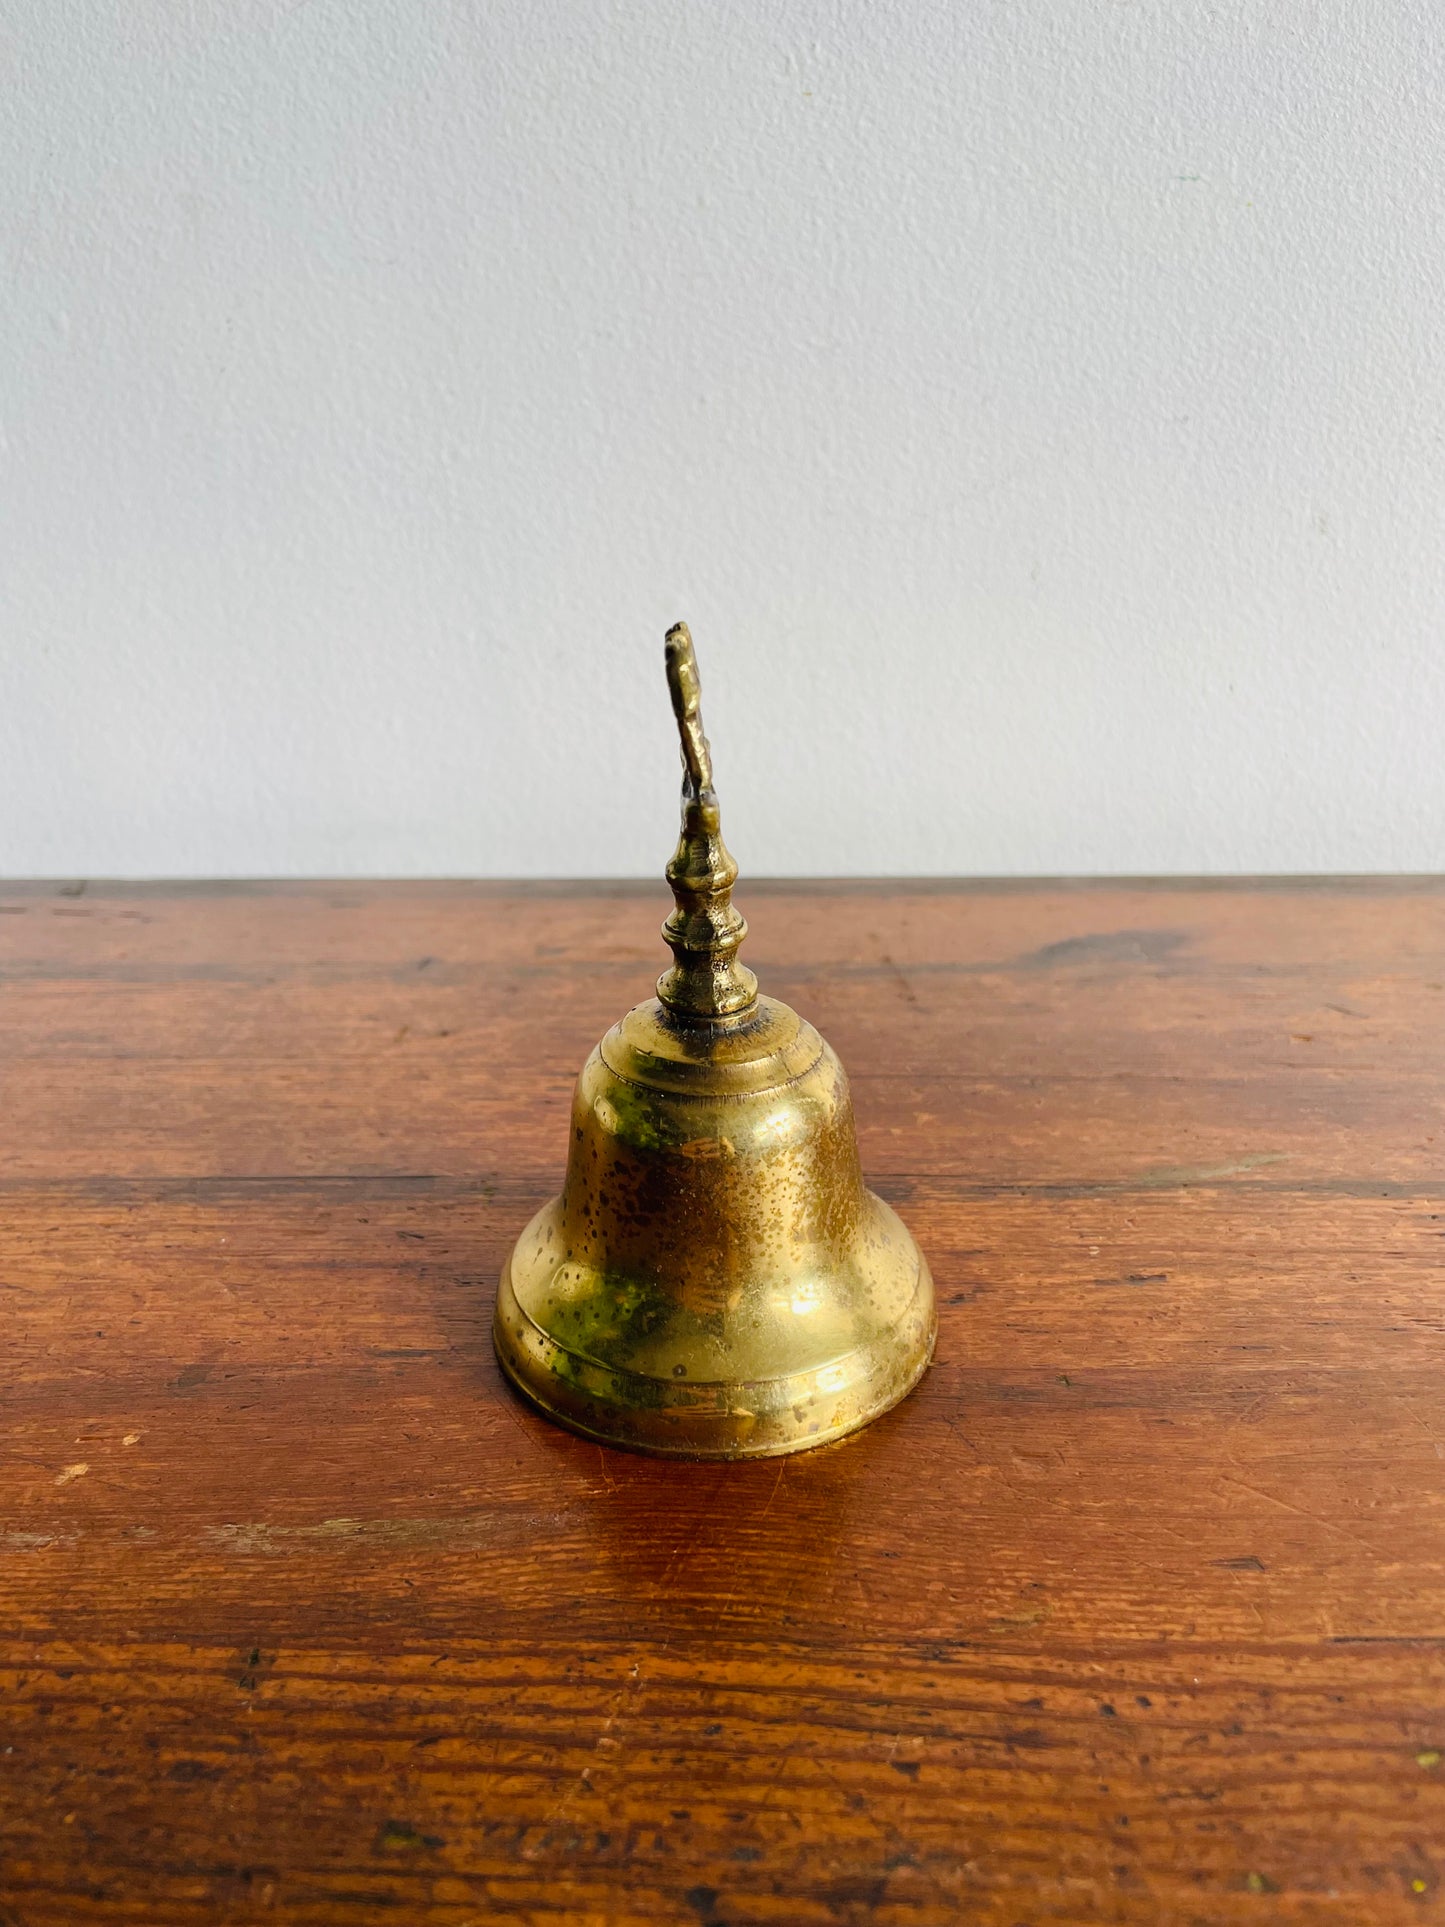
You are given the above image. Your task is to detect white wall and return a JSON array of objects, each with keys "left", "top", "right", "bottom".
[{"left": 3, "top": 1, "right": 1443, "bottom": 878}]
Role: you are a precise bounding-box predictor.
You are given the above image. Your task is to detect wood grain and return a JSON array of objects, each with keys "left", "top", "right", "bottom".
[{"left": 3, "top": 878, "right": 1444, "bottom": 1924}]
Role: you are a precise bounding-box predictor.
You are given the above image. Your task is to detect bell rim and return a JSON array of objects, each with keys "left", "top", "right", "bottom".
[{"left": 492, "top": 1215, "right": 937, "bottom": 1460}]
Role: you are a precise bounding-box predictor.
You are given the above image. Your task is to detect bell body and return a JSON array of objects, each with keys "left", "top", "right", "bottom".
[{"left": 494, "top": 994, "right": 936, "bottom": 1458}]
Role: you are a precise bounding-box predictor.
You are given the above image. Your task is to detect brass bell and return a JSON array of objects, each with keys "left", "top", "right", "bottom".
[{"left": 494, "top": 623, "right": 936, "bottom": 1457}]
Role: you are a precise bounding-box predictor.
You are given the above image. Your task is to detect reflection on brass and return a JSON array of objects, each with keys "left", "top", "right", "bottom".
[{"left": 493, "top": 623, "right": 936, "bottom": 1457}]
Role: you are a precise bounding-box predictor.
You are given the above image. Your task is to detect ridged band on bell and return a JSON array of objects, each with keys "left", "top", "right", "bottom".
[{"left": 493, "top": 622, "right": 936, "bottom": 1458}]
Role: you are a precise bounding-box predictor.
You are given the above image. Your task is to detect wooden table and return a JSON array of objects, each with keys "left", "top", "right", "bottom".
[{"left": 3, "top": 878, "right": 1444, "bottom": 1925}]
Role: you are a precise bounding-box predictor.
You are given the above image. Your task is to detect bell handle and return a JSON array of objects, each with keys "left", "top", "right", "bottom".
[{"left": 657, "top": 622, "right": 758, "bottom": 1022}]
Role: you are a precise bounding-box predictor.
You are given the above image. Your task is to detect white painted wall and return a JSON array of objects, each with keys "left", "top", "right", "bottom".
[{"left": 3, "top": 1, "right": 1443, "bottom": 878}]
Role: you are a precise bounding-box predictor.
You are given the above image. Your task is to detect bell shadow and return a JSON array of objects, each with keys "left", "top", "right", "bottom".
[{"left": 500, "top": 1365, "right": 931, "bottom": 1648}]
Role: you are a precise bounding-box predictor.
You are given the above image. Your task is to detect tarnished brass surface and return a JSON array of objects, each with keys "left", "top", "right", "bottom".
[{"left": 493, "top": 623, "right": 936, "bottom": 1457}]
